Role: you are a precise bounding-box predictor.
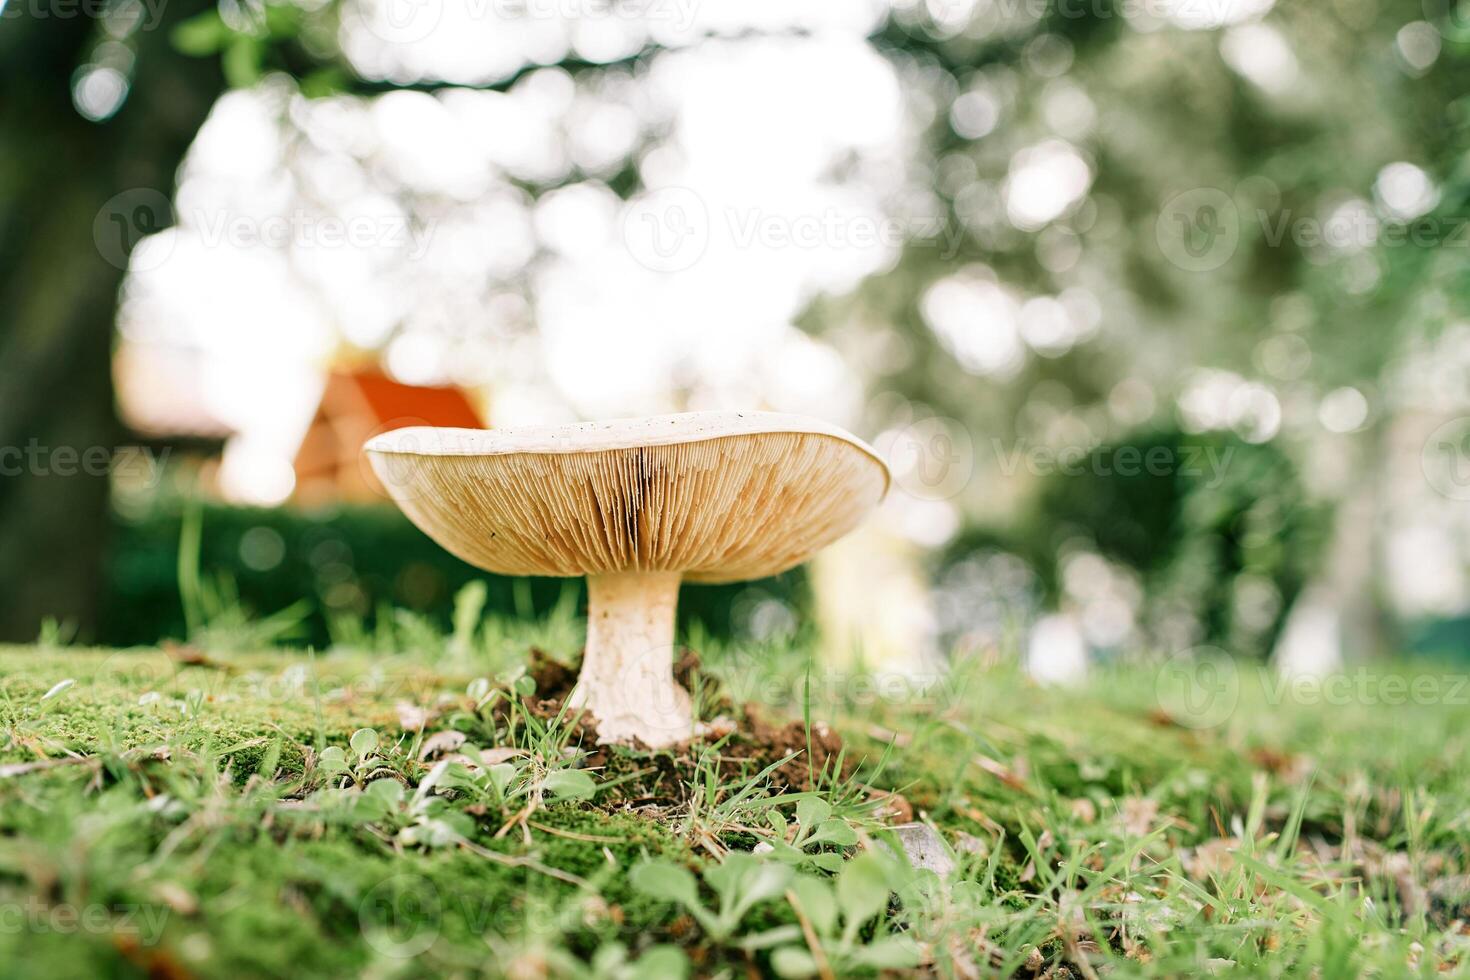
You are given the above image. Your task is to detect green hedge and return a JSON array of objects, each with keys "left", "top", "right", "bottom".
[{"left": 98, "top": 499, "right": 807, "bottom": 649}]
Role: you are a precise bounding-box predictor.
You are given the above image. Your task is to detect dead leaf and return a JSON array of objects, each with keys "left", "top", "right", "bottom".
[
  {"left": 971, "top": 753, "right": 1030, "bottom": 793},
  {"left": 1186, "top": 838, "right": 1241, "bottom": 881},
  {"left": 396, "top": 702, "right": 432, "bottom": 730},
  {"left": 162, "top": 642, "right": 230, "bottom": 671},
  {"left": 418, "top": 731, "right": 467, "bottom": 760},
  {"left": 1121, "top": 797, "right": 1160, "bottom": 837},
  {"left": 153, "top": 882, "right": 198, "bottom": 916},
  {"left": 443, "top": 746, "right": 524, "bottom": 771},
  {"left": 869, "top": 789, "right": 913, "bottom": 824}
]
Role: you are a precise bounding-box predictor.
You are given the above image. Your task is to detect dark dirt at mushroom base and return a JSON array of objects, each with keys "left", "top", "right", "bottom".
[{"left": 522, "top": 647, "right": 854, "bottom": 801}]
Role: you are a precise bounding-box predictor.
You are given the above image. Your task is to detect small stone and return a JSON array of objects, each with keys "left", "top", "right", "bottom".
[
  {"left": 889, "top": 822, "right": 957, "bottom": 877},
  {"left": 954, "top": 832, "right": 988, "bottom": 857}
]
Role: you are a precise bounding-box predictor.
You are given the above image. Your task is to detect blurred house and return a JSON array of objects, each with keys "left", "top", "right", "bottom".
[
  {"left": 292, "top": 368, "right": 483, "bottom": 505},
  {"left": 114, "top": 341, "right": 236, "bottom": 494}
]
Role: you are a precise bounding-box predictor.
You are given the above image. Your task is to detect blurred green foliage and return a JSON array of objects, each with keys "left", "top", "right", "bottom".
[
  {"left": 98, "top": 501, "right": 806, "bottom": 650},
  {"left": 942, "top": 427, "right": 1327, "bottom": 655}
]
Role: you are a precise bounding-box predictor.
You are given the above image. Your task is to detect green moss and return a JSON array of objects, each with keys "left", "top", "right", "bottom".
[{"left": 2, "top": 644, "right": 1468, "bottom": 978}]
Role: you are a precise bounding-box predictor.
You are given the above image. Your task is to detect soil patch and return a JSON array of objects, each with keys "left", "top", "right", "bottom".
[{"left": 523, "top": 647, "right": 851, "bottom": 802}]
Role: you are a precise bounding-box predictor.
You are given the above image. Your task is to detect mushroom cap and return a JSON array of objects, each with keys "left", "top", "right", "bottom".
[{"left": 364, "top": 411, "right": 889, "bottom": 584}]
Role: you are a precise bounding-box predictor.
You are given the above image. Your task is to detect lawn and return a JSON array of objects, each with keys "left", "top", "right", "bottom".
[{"left": 1, "top": 614, "right": 1467, "bottom": 978}]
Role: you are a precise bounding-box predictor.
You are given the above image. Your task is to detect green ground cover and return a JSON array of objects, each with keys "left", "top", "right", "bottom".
[{"left": 1, "top": 618, "right": 1467, "bottom": 978}]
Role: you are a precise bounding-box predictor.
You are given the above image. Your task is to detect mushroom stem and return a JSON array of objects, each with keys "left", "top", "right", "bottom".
[{"left": 570, "top": 570, "right": 693, "bottom": 747}]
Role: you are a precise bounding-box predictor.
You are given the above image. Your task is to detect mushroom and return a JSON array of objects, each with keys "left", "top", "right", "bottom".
[{"left": 364, "top": 411, "right": 889, "bottom": 747}]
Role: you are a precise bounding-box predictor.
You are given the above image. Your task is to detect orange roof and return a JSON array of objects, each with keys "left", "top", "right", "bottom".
[{"left": 339, "top": 369, "right": 482, "bottom": 429}]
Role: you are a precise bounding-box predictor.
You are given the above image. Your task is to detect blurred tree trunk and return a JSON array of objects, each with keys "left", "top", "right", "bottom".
[{"left": 0, "top": 6, "right": 223, "bottom": 641}]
